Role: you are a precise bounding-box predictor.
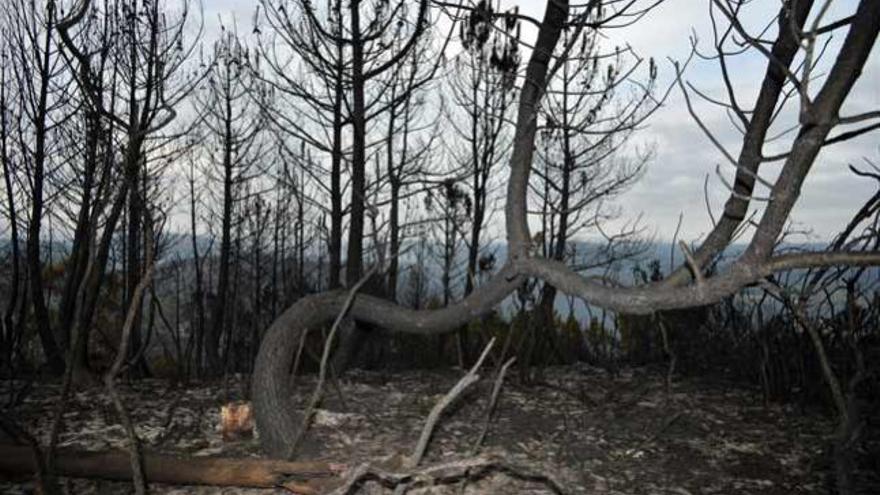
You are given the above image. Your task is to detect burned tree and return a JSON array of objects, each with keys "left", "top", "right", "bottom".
[
  {"left": 528, "top": 19, "right": 660, "bottom": 364},
  {"left": 2, "top": 0, "right": 68, "bottom": 373},
  {"left": 195, "top": 30, "right": 267, "bottom": 376},
  {"left": 257, "top": 0, "right": 349, "bottom": 290},
  {"left": 258, "top": 0, "right": 432, "bottom": 290},
  {"left": 53, "top": 0, "right": 202, "bottom": 381},
  {"left": 376, "top": 36, "right": 439, "bottom": 302},
  {"left": 341, "top": 0, "right": 431, "bottom": 285},
  {"left": 447, "top": 0, "right": 519, "bottom": 299},
  {"left": 0, "top": 40, "right": 26, "bottom": 373}
]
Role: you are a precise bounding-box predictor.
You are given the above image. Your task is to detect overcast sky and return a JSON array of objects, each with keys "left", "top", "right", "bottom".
[{"left": 201, "top": 0, "right": 880, "bottom": 243}]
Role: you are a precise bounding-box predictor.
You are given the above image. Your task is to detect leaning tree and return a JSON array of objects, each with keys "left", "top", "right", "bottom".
[{"left": 252, "top": 0, "right": 880, "bottom": 458}]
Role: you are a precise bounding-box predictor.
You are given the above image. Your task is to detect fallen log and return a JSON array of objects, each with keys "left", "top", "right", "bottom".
[{"left": 0, "top": 444, "right": 344, "bottom": 492}]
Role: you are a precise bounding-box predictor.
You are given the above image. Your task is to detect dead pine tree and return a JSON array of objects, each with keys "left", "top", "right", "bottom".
[
  {"left": 530, "top": 21, "right": 662, "bottom": 368},
  {"left": 440, "top": 2, "right": 520, "bottom": 365},
  {"left": 445, "top": 0, "right": 519, "bottom": 301},
  {"left": 0, "top": 39, "right": 27, "bottom": 375},
  {"left": 54, "top": 0, "right": 204, "bottom": 384},
  {"left": 2, "top": 0, "right": 67, "bottom": 374},
  {"left": 377, "top": 36, "right": 440, "bottom": 304},
  {"left": 256, "top": 0, "right": 439, "bottom": 372},
  {"left": 257, "top": 0, "right": 351, "bottom": 291},
  {"left": 194, "top": 29, "right": 267, "bottom": 376}
]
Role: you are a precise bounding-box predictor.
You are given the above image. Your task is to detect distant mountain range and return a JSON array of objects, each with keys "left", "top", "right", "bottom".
[{"left": 1, "top": 235, "right": 873, "bottom": 324}]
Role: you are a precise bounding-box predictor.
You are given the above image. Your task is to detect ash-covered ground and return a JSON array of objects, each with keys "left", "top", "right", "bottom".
[{"left": 1, "top": 365, "right": 846, "bottom": 494}]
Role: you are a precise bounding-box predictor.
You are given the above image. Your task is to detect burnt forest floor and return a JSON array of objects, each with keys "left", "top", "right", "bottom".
[{"left": 0, "top": 364, "right": 867, "bottom": 494}]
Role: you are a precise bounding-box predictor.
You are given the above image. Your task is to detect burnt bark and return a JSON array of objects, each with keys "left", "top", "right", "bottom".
[
  {"left": 346, "top": 0, "right": 367, "bottom": 286},
  {"left": 24, "top": 0, "right": 65, "bottom": 374},
  {"left": 0, "top": 62, "right": 23, "bottom": 368}
]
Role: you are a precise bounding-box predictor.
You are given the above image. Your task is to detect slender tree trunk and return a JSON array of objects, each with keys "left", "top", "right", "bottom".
[
  {"left": 27, "top": 2, "right": 64, "bottom": 374},
  {"left": 464, "top": 77, "right": 482, "bottom": 297},
  {"left": 386, "top": 84, "right": 400, "bottom": 301},
  {"left": 125, "top": 163, "right": 148, "bottom": 375},
  {"left": 0, "top": 67, "right": 22, "bottom": 367},
  {"left": 271, "top": 201, "right": 280, "bottom": 318},
  {"left": 346, "top": 0, "right": 366, "bottom": 286},
  {"left": 57, "top": 108, "right": 99, "bottom": 352},
  {"left": 538, "top": 96, "right": 572, "bottom": 360},
  {"left": 208, "top": 89, "right": 236, "bottom": 375},
  {"left": 329, "top": 72, "right": 344, "bottom": 290},
  {"left": 64, "top": 38, "right": 120, "bottom": 380},
  {"left": 189, "top": 164, "right": 206, "bottom": 376},
  {"left": 252, "top": 201, "right": 263, "bottom": 370},
  {"left": 332, "top": 0, "right": 371, "bottom": 374},
  {"left": 388, "top": 185, "right": 400, "bottom": 300},
  {"left": 297, "top": 167, "right": 305, "bottom": 292},
  {"left": 227, "top": 225, "right": 243, "bottom": 372},
  {"left": 73, "top": 126, "right": 146, "bottom": 384}
]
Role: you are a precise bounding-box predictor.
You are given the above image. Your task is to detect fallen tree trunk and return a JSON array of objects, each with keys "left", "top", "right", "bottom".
[{"left": 0, "top": 444, "right": 343, "bottom": 491}]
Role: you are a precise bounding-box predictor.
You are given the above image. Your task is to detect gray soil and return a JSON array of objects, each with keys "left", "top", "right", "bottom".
[{"left": 1, "top": 365, "right": 840, "bottom": 494}]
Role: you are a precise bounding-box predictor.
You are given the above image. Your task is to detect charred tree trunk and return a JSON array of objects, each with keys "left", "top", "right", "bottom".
[
  {"left": 207, "top": 87, "right": 236, "bottom": 376},
  {"left": 346, "top": 0, "right": 367, "bottom": 287},
  {"left": 386, "top": 88, "right": 400, "bottom": 302},
  {"left": 188, "top": 162, "right": 206, "bottom": 376},
  {"left": 26, "top": 2, "right": 64, "bottom": 374},
  {"left": 333, "top": 0, "right": 371, "bottom": 375},
  {"left": 329, "top": 58, "right": 344, "bottom": 291},
  {"left": 56, "top": 107, "right": 100, "bottom": 354},
  {"left": 125, "top": 163, "right": 150, "bottom": 377},
  {"left": 73, "top": 134, "right": 145, "bottom": 383},
  {"left": 0, "top": 64, "right": 23, "bottom": 367}
]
